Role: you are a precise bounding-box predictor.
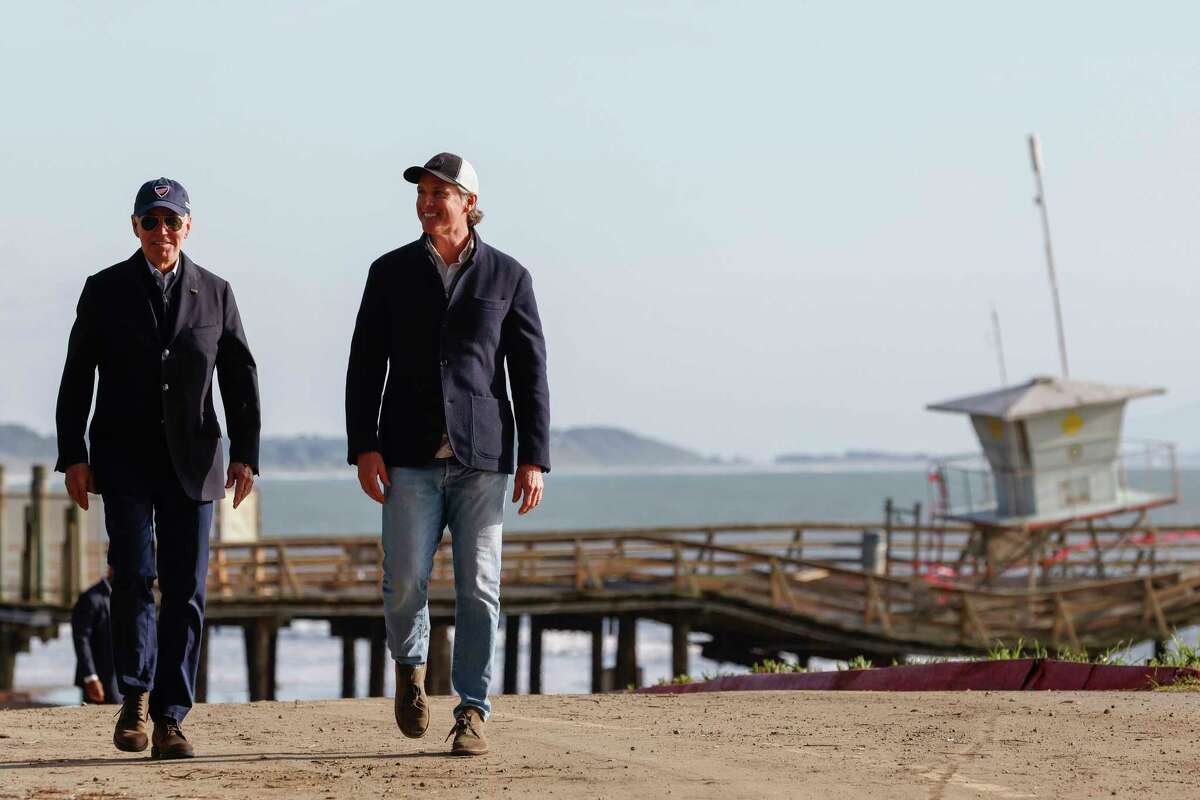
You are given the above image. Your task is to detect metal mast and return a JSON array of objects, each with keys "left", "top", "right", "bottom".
[
  {"left": 1028, "top": 133, "right": 1070, "bottom": 378},
  {"left": 991, "top": 305, "right": 1009, "bottom": 387}
]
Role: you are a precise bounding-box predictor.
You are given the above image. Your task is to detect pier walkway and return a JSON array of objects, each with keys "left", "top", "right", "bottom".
[{"left": 8, "top": 517, "right": 1200, "bottom": 700}]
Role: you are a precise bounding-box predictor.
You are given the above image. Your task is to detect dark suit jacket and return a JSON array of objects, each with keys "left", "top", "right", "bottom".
[
  {"left": 346, "top": 232, "right": 550, "bottom": 474},
  {"left": 71, "top": 578, "right": 121, "bottom": 704},
  {"left": 55, "top": 251, "right": 261, "bottom": 500}
]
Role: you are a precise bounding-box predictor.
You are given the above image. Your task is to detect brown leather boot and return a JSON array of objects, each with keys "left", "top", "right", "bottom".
[
  {"left": 394, "top": 663, "right": 430, "bottom": 739},
  {"left": 112, "top": 691, "right": 149, "bottom": 752},
  {"left": 151, "top": 717, "right": 195, "bottom": 759},
  {"left": 446, "top": 707, "right": 488, "bottom": 756}
]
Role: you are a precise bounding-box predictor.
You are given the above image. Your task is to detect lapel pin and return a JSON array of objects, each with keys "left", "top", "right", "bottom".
[{"left": 189, "top": 287, "right": 198, "bottom": 294}]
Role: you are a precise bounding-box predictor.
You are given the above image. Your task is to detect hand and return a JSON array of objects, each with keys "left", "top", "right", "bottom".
[
  {"left": 64, "top": 463, "right": 95, "bottom": 510},
  {"left": 83, "top": 676, "right": 104, "bottom": 703},
  {"left": 356, "top": 451, "right": 390, "bottom": 504},
  {"left": 512, "top": 464, "right": 544, "bottom": 515},
  {"left": 225, "top": 462, "right": 254, "bottom": 509}
]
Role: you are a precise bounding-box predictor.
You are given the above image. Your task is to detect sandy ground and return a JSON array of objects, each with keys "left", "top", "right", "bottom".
[{"left": 1, "top": 690, "right": 1198, "bottom": 799}]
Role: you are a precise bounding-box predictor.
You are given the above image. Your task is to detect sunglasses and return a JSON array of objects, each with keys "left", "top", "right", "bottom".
[{"left": 138, "top": 215, "right": 186, "bottom": 232}]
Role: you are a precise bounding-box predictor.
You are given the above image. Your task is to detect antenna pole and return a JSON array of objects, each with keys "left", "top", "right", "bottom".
[
  {"left": 991, "top": 305, "right": 1009, "bottom": 386},
  {"left": 1028, "top": 133, "right": 1070, "bottom": 378}
]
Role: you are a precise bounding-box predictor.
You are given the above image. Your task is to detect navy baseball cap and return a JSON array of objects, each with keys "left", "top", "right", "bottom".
[
  {"left": 403, "top": 153, "right": 479, "bottom": 195},
  {"left": 133, "top": 177, "right": 191, "bottom": 217}
]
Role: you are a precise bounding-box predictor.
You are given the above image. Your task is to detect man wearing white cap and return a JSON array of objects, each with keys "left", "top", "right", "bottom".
[{"left": 346, "top": 152, "right": 551, "bottom": 756}]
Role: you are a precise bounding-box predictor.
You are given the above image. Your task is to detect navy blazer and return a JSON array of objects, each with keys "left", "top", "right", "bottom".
[
  {"left": 71, "top": 578, "right": 121, "bottom": 704},
  {"left": 55, "top": 251, "right": 261, "bottom": 500},
  {"left": 346, "top": 232, "right": 550, "bottom": 474}
]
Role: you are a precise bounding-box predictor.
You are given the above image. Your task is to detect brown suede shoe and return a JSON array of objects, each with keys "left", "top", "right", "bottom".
[
  {"left": 395, "top": 663, "right": 430, "bottom": 739},
  {"left": 446, "top": 707, "right": 488, "bottom": 756},
  {"left": 112, "top": 691, "right": 149, "bottom": 752},
  {"left": 151, "top": 717, "right": 195, "bottom": 760}
]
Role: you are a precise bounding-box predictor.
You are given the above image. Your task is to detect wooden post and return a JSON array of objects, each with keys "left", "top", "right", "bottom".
[
  {"left": 62, "top": 505, "right": 83, "bottom": 606},
  {"left": 244, "top": 618, "right": 277, "bottom": 701},
  {"left": 672, "top": 618, "right": 690, "bottom": 679},
  {"left": 340, "top": 635, "right": 357, "bottom": 699},
  {"left": 195, "top": 625, "right": 209, "bottom": 703},
  {"left": 368, "top": 626, "right": 387, "bottom": 698},
  {"left": 529, "top": 616, "right": 544, "bottom": 694},
  {"left": 24, "top": 465, "right": 46, "bottom": 601},
  {"left": 503, "top": 615, "right": 521, "bottom": 694},
  {"left": 591, "top": 618, "right": 605, "bottom": 693},
  {"left": 0, "top": 464, "right": 6, "bottom": 601},
  {"left": 883, "top": 498, "right": 894, "bottom": 578},
  {"left": 0, "top": 629, "right": 18, "bottom": 691},
  {"left": 616, "top": 614, "right": 638, "bottom": 689},
  {"left": 426, "top": 623, "right": 452, "bottom": 695}
]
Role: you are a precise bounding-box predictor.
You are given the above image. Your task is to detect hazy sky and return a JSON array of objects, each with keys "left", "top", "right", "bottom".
[{"left": 2, "top": 2, "right": 1198, "bottom": 461}]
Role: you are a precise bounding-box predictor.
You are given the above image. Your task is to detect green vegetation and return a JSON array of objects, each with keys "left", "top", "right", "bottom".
[
  {"left": 1148, "top": 636, "right": 1200, "bottom": 669},
  {"left": 750, "top": 659, "right": 806, "bottom": 674},
  {"left": 985, "top": 638, "right": 1048, "bottom": 661}
]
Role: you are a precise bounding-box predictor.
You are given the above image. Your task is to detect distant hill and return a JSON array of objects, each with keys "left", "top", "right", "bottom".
[
  {"left": 775, "top": 449, "right": 936, "bottom": 466},
  {"left": 0, "top": 423, "right": 716, "bottom": 474},
  {"left": 549, "top": 426, "right": 714, "bottom": 469}
]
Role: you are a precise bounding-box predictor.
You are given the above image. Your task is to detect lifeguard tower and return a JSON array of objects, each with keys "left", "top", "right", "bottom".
[{"left": 926, "top": 376, "right": 1178, "bottom": 586}]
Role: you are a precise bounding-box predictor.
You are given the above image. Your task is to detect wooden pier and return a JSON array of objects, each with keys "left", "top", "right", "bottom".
[{"left": 5, "top": 463, "right": 1200, "bottom": 700}]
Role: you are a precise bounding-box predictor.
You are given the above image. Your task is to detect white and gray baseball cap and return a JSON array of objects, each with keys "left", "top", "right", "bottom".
[{"left": 403, "top": 152, "right": 479, "bottom": 195}]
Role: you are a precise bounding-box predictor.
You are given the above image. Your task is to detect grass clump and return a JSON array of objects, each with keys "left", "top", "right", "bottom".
[
  {"left": 654, "top": 674, "right": 695, "bottom": 687},
  {"left": 986, "top": 638, "right": 1048, "bottom": 660},
  {"left": 750, "top": 659, "right": 807, "bottom": 674},
  {"left": 1148, "top": 636, "right": 1200, "bottom": 669},
  {"left": 846, "top": 655, "right": 874, "bottom": 670}
]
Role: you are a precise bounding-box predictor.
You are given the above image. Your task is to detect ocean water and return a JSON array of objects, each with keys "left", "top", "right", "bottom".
[{"left": 15, "top": 468, "right": 1200, "bottom": 705}]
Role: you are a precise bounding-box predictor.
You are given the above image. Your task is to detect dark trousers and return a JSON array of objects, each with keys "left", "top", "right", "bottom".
[{"left": 103, "top": 470, "right": 212, "bottom": 723}]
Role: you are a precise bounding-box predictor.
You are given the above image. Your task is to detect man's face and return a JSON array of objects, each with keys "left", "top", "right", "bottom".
[
  {"left": 416, "top": 173, "right": 474, "bottom": 237},
  {"left": 131, "top": 207, "right": 191, "bottom": 267}
]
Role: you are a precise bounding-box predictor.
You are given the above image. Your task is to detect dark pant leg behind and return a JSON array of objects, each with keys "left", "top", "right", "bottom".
[
  {"left": 151, "top": 482, "right": 212, "bottom": 723},
  {"left": 102, "top": 495, "right": 159, "bottom": 697}
]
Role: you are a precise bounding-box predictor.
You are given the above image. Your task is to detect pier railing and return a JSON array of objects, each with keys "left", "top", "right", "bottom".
[{"left": 204, "top": 522, "right": 1200, "bottom": 654}]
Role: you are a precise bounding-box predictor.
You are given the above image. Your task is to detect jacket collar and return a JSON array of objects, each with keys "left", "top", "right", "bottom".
[
  {"left": 121, "top": 249, "right": 200, "bottom": 344},
  {"left": 167, "top": 252, "right": 201, "bottom": 345},
  {"left": 418, "top": 230, "right": 489, "bottom": 306}
]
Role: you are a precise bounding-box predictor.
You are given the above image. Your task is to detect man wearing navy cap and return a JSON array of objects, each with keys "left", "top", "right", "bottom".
[
  {"left": 56, "top": 178, "right": 260, "bottom": 759},
  {"left": 346, "top": 153, "right": 550, "bottom": 756}
]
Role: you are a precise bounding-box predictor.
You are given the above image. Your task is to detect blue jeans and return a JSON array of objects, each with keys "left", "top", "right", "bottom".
[
  {"left": 381, "top": 461, "right": 507, "bottom": 718},
  {"left": 102, "top": 473, "right": 212, "bottom": 723}
]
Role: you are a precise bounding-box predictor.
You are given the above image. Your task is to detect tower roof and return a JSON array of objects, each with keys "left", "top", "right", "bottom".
[{"left": 927, "top": 376, "right": 1163, "bottom": 421}]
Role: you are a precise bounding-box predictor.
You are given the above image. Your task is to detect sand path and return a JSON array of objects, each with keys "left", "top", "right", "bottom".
[{"left": 1, "top": 690, "right": 1197, "bottom": 799}]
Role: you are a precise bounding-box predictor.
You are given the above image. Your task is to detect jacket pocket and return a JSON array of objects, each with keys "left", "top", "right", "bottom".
[
  {"left": 472, "top": 295, "right": 508, "bottom": 312},
  {"left": 470, "top": 395, "right": 503, "bottom": 459}
]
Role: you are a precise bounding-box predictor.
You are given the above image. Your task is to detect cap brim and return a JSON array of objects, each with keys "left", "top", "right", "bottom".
[
  {"left": 403, "top": 166, "right": 473, "bottom": 193},
  {"left": 134, "top": 200, "right": 190, "bottom": 217}
]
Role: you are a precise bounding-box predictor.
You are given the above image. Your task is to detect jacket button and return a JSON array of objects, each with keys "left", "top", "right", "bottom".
[
  {"left": 440, "top": 359, "right": 448, "bottom": 367},
  {"left": 162, "top": 384, "right": 169, "bottom": 391},
  {"left": 162, "top": 348, "right": 170, "bottom": 359}
]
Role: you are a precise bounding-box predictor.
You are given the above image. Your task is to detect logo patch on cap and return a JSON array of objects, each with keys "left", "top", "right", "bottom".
[{"left": 154, "top": 184, "right": 170, "bottom": 199}]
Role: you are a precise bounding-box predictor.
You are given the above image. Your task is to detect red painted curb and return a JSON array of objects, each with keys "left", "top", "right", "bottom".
[{"left": 639, "top": 659, "right": 1198, "bottom": 694}]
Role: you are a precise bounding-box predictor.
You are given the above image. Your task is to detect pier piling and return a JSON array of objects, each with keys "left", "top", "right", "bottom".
[
  {"left": 672, "top": 618, "right": 690, "bottom": 679},
  {"left": 427, "top": 623, "right": 451, "bottom": 695},
  {"left": 616, "top": 615, "right": 638, "bottom": 689},
  {"left": 340, "top": 635, "right": 357, "bottom": 698},
  {"left": 368, "top": 622, "right": 386, "bottom": 698},
  {"left": 503, "top": 615, "right": 520, "bottom": 694},
  {"left": 590, "top": 619, "right": 604, "bottom": 693},
  {"left": 244, "top": 619, "right": 278, "bottom": 701},
  {"left": 529, "top": 617, "right": 544, "bottom": 694}
]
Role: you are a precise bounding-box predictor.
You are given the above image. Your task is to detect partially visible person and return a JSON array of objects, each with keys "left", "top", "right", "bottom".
[{"left": 71, "top": 569, "right": 121, "bottom": 706}]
